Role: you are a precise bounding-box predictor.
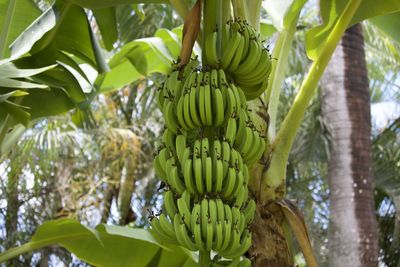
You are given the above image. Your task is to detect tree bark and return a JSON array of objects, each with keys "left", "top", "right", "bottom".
[
  {"left": 321, "top": 23, "right": 378, "bottom": 267},
  {"left": 116, "top": 134, "right": 140, "bottom": 225},
  {"left": 117, "top": 153, "right": 137, "bottom": 225},
  {"left": 249, "top": 202, "right": 293, "bottom": 267}
]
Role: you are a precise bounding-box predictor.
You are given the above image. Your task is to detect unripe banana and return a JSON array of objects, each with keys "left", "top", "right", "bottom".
[
  {"left": 175, "top": 134, "right": 187, "bottom": 163},
  {"left": 224, "top": 230, "right": 252, "bottom": 259},
  {"left": 243, "top": 199, "right": 256, "bottom": 225},
  {"left": 159, "top": 213, "right": 175, "bottom": 237},
  {"left": 163, "top": 190, "right": 177, "bottom": 220},
  {"left": 151, "top": 217, "right": 178, "bottom": 244},
  {"left": 174, "top": 213, "right": 197, "bottom": 251},
  {"left": 205, "top": 31, "right": 219, "bottom": 66},
  {"left": 201, "top": 199, "right": 209, "bottom": 239}
]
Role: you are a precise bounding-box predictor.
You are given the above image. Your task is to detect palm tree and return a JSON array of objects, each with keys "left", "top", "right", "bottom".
[{"left": 320, "top": 23, "right": 378, "bottom": 266}]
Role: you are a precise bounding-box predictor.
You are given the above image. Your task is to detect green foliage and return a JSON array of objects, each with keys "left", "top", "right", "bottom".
[
  {"left": 97, "top": 29, "right": 182, "bottom": 93},
  {"left": 0, "top": 0, "right": 41, "bottom": 58},
  {"left": 262, "top": 0, "right": 307, "bottom": 31},
  {"left": 0, "top": 219, "right": 197, "bottom": 267},
  {"left": 92, "top": 7, "right": 118, "bottom": 51},
  {"left": 370, "top": 12, "right": 400, "bottom": 44},
  {"left": 71, "top": 0, "right": 168, "bottom": 9},
  {"left": 306, "top": 0, "right": 400, "bottom": 60}
]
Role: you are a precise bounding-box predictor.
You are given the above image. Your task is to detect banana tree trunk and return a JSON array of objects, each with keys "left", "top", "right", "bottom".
[
  {"left": 321, "top": 23, "right": 378, "bottom": 267},
  {"left": 249, "top": 202, "right": 292, "bottom": 267}
]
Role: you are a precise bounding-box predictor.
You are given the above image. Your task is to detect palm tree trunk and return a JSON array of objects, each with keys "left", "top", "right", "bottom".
[
  {"left": 117, "top": 143, "right": 139, "bottom": 225},
  {"left": 321, "top": 23, "right": 378, "bottom": 267},
  {"left": 101, "top": 184, "right": 115, "bottom": 223},
  {"left": 117, "top": 154, "right": 136, "bottom": 225}
]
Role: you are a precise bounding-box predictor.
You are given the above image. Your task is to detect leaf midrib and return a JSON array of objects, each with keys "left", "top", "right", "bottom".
[{"left": 0, "top": 0, "right": 17, "bottom": 59}]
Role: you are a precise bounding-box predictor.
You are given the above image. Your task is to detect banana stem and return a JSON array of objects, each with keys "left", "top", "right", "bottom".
[
  {"left": 260, "top": 0, "right": 362, "bottom": 203},
  {"left": 231, "top": 0, "right": 247, "bottom": 20},
  {"left": 221, "top": 0, "right": 231, "bottom": 24},
  {"left": 199, "top": 251, "right": 210, "bottom": 267},
  {"left": 245, "top": 0, "right": 262, "bottom": 30},
  {"left": 202, "top": 0, "right": 222, "bottom": 64},
  {"left": 216, "top": 0, "right": 222, "bottom": 59},
  {"left": 265, "top": 22, "right": 297, "bottom": 141}
]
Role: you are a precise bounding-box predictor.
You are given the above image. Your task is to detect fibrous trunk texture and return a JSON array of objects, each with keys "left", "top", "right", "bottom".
[
  {"left": 321, "top": 23, "right": 378, "bottom": 267},
  {"left": 249, "top": 202, "right": 292, "bottom": 267}
]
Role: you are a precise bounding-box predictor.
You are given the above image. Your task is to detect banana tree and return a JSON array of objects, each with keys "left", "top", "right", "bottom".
[{"left": 1, "top": 0, "right": 400, "bottom": 266}]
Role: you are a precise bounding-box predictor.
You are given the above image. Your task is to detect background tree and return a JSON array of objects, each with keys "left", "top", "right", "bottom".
[{"left": 321, "top": 23, "right": 378, "bottom": 267}]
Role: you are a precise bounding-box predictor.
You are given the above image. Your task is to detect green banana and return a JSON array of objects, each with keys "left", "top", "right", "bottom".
[
  {"left": 205, "top": 156, "right": 213, "bottom": 192},
  {"left": 168, "top": 165, "right": 185, "bottom": 194},
  {"left": 225, "top": 117, "right": 237, "bottom": 146},
  {"left": 221, "top": 31, "right": 241, "bottom": 69},
  {"left": 191, "top": 203, "right": 201, "bottom": 231},
  {"left": 194, "top": 157, "right": 204, "bottom": 194},
  {"left": 205, "top": 31, "right": 219, "bottom": 66},
  {"left": 174, "top": 213, "right": 197, "bottom": 251},
  {"left": 224, "top": 230, "right": 252, "bottom": 259},
  {"left": 205, "top": 221, "right": 214, "bottom": 251},
  {"left": 214, "top": 221, "right": 224, "bottom": 251},
  {"left": 183, "top": 159, "right": 198, "bottom": 194},
  {"left": 201, "top": 199, "right": 209, "bottom": 239},
  {"left": 163, "top": 190, "right": 178, "bottom": 220},
  {"left": 213, "top": 88, "right": 225, "bottom": 126},
  {"left": 208, "top": 199, "right": 218, "bottom": 228},
  {"left": 194, "top": 221, "right": 206, "bottom": 251},
  {"left": 175, "top": 134, "right": 187, "bottom": 163},
  {"left": 151, "top": 217, "right": 178, "bottom": 244},
  {"left": 214, "top": 159, "right": 224, "bottom": 193},
  {"left": 176, "top": 95, "right": 191, "bottom": 131},
  {"left": 159, "top": 213, "right": 175, "bottom": 237},
  {"left": 204, "top": 83, "right": 213, "bottom": 126},
  {"left": 198, "top": 85, "right": 207, "bottom": 125},
  {"left": 177, "top": 195, "right": 192, "bottom": 226},
  {"left": 235, "top": 40, "right": 262, "bottom": 76},
  {"left": 183, "top": 92, "right": 197, "bottom": 129},
  {"left": 189, "top": 86, "right": 202, "bottom": 127},
  {"left": 222, "top": 167, "right": 236, "bottom": 199},
  {"left": 243, "top": 199, "right": 256, "bottom": 225},
  {"left": 228, "top": 34, "right": 245, "bottom": 72}
]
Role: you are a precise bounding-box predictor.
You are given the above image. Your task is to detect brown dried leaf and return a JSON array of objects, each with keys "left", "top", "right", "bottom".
[
  {"left": 277, "top": 199, "right": 319, "bottom": 267},
  {"left": 179, "top": 0, "right": 201, "bottom": 66}
]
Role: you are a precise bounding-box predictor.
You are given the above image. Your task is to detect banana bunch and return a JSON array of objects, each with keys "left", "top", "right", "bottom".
[
  {"left": 204, "top": 20, "right": 272, "bottom": 100},
  {"left": 154, "top": 132, "right": 252, "bottom": 200},
  {"left": 152, "top": 191, "right": 256, "bottom": 259},
  {"left": 158, "top": 68, "right": 249, "bottom": 133},
  {"left": 152, "top": 63, "right": 265, "bottom": 266}
]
